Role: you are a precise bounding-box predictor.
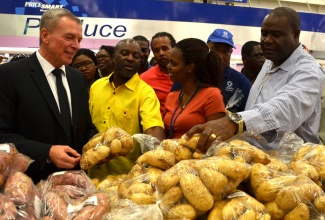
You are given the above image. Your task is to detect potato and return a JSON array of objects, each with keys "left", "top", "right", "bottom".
[
  {"left": 145, "top": 167, "right": 163, "bottom": 186},
  {"left": 195, "top": 158, "right": 250, "bottom": 181},
  {"left": 44, "top": 191, "right": 68, "bottom": 220},
  {"left": 175, "top": 145, "right": 193, "bottom": 162},
  {"left": 130, "top": 193, "right": 156, "bottom": 205},
  {"left": 314, "top": 195, "right": 325, "bottom": 212},
  {"left": 160, "top": 186, "right": 183, "bottom": 209},
  {"left": 4, "top": 172, "right": 33, "bottom": 205},
  {"left": 80, "top": 145, "right": 110, "bottom": 170},
  {"left": 96, "top": 176, "right": 116, "bottom": 190},
  {"left": 91, "top": 178, "right": 100, "bottom": 187},
  {"left": 275, "top": 182, "right": 323, "bottom": 211},
  {"left": 161, "top": 139, "right": 179, "bottom": 153},
  {"left": 266, "top": 158, "right": 289, "bottom": 172},
  {"left": 255, "top": 176, "right": 297, "bottom": 203},
  {"left": 168, "top": 204, "right": 196, "bottom": 220},
  {"left": 101, "top": 128, "right": 116, "bottom": 144},
  {"left": 156, "top": 171, "right": 179, "bottom": 193},
  {"left": 178, "top": 134, "right": 200, "bottom": 150},
  {"left": 119, "top": 136, "right": 134, "bottom": 156},
  {"left": 180, "top": 173, "right": 214, "bottom": 212},
  {"left": 110, "top": 139, "right": 122, "bottom": 155},
  {"left": 292, "top": 145, "right": 313, "bottom": 161},
  {"left": 0, "top": 194, "right": 18, "bottom": 220},
  {"left": 284, "top": 203, "right": 309, "bottom": 220},
  {"left": 290, "top": 161, "right": 320, "bottom": 183},
  {"left": 265, "top": 202, "right": 286, "bottom": 220},
  {"left": 222, "top": 198, "right": 245, "bottom": 220},
  {"left": 128, "top": 183, "right": 153, "bottom": 196},
  {"left": 137, "top": 149, "right": 175, "bottom": 170},
  {"left": 82, "top": 133, "right": 103, "bottom": 153},
  {"left": 48, "top": 170, "right": 91, "bottom": 188},
  {"left": 250, "top": 163, "right": 272, "bottom": 192},
  {"left": 207, "top": 200, "right": 227, "bottom": 220},
  {"left": 216, "top": 140, "right": 271, "bottom": 164},
  {"left": 198, "top": 168, "right": 228, "bottom": 196}
]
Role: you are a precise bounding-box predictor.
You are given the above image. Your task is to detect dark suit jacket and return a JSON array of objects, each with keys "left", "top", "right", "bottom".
[{"left": 0, "top": 53, "right": 97, "bottom": 183}]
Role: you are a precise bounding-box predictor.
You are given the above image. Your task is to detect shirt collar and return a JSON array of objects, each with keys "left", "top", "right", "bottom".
[
  {"left": 36, "top": 50, "right": 66, "bottom": 77},
  {"left": 268, "top": 44, "right": 304, "bottom": 73},
  {"left": 108, "top": 72, "right": 140, "bottom": 92}
]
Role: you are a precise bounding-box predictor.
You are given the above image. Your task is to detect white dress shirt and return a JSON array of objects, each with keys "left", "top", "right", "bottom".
[
  {"left": 36, "top": 51, "right": 72, "bottom": 117},
  {"left": 239, "top": 44, "right": 325, "bottom": 145}
]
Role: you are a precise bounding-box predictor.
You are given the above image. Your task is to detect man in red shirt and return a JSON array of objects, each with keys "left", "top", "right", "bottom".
[{"left": 140, "top": 32, "right": 176, "bottom": 114}]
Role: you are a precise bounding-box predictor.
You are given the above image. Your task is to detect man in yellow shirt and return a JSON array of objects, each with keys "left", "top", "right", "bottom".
[{"left": 89, "top": 38, "right": 165, "bottom": 179}]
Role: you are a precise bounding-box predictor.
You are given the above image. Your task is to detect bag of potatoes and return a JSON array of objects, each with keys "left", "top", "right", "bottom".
[
  {"left": 117, "top": 164, "right": 163, "bottom": 206},
  {"left": 80, "top": 127, "right": 134, "bottom": 170},
  {"left": 289, "top": 143, "right": 325, "bottom": 188},
  {"left": 157, "top": 157, "right": 250, "bottom": 219},
  {"left": 207, "top": 190, "right": 271, "bottom": 220}
]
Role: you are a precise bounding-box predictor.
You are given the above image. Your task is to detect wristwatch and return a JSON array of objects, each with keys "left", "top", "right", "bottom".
[{"left": 227, "top": 111, "right": 244, "bottom": 134}]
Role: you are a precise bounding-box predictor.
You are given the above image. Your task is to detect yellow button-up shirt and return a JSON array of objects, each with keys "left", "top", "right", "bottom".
[{"left": 88, "top": 73, "right": 163, "bottom": 179}]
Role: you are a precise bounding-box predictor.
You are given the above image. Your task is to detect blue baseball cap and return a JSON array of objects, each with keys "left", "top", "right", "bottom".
[{"left": 207, "top": 28, "right": 236, "bottom": 49}]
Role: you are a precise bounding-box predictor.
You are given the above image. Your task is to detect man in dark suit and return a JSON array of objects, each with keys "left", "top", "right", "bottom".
[{"left": 0, "top": 8, "right": 97, "bottom": 183}]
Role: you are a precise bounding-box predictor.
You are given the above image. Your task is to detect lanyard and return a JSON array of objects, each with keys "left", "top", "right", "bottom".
[{"left": 169, "top": 86, "right": 200, "bottom": 138}]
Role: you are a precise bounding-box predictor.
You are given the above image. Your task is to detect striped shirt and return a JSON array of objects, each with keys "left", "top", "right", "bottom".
[{"left": 239, "top": 44, "right": 325, "bottom": 145}]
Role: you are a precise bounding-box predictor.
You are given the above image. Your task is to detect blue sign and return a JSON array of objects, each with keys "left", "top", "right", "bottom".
[{"left": 0, "top": 0, "right": 324, "bottom": 33}]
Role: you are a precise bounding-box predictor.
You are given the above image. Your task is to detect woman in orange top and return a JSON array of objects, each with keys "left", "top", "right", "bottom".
[{"left": 163, "top": 38, "right": 225, "bottom": 138}]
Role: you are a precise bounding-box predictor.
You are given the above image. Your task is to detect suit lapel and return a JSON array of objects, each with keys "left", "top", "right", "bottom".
[{"left": 28, "top": 54, "right": 66, "bottom": 132}]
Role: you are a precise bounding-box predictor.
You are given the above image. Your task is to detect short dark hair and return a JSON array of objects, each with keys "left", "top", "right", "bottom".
[
  {"left": 268, "top": 7, "right": 300, "bottom": 31},
  {"left": 133, "top": 35, "right": 149, "bottom": 43},
  {"left": 99, "top": 45, "right": 115, "bottom": 57},
  {"left": 241, "top": 41, "right": 260, "bottom": 56},
  {"left": 151, "top": 32, "right": 176, "bottom": 49}
]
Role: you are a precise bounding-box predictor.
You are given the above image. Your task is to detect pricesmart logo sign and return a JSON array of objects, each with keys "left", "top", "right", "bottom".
[{"left": 24, "top": 1, "right": 64, "bottom": 12}]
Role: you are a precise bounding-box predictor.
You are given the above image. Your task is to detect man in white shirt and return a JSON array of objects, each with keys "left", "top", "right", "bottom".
[{"left": 186, "top": 7, "right": 325, "bottom": 151}]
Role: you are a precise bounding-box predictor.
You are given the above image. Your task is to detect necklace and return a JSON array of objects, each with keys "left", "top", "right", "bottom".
[
  {"left": 180, "top": 87, "right": 200, "bottom": 109},
  {"left": 168, "top": 86, "right": 201, "bottom": 138}
]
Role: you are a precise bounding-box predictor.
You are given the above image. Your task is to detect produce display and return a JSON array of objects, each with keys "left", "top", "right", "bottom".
[{"left": 3, "top": 130, "right": 325, "bottom": 220}]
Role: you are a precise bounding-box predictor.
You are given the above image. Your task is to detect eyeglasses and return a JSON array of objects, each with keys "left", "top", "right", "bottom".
[
  {"left": 72, "top": 60, "right": 93, "bottom": 70},
  {"left": 96, "top": 54, "right": 111, "bottom": 60}
]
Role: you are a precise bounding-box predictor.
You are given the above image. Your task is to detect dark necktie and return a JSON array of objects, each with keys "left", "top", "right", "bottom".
[{"left": 52, "top": 68, "right": 72, "bottom": 145}]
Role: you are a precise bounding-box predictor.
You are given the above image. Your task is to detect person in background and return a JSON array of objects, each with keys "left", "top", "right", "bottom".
[
  {"left": 164, "top": 38, "right": 225, "bottom": 138},
  {"left": 241, "top": 41, "right": 265, "bottom": 84},
  {"left": 88, "top": 38, "right": 165, "bottom": 179},
  {"left": 141, "top": 32, "right": 176, "bottom": 115},
  {"left": 132, "top": 35, "right": 151, "bottom": 74},
  {"left": 150, "top": 57, "right": 157, "bottom": 66},
  {"left": 0, "top": 8, "right": 97, "bottom": 183},
  {"left": 10, "top": 54, "right": 30, "bottom": 62},
  {"left": 207, "top": 28, "right": 251, "bottom": 112},
  {"left": 71, "top": 48, "right": 100, "bottom": 92},
  {"left": 186, "top": 7, "right": 324, "bottom": 151},
  {"left": 96, "top": 45, "right": 115, "bottom": 77}
]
